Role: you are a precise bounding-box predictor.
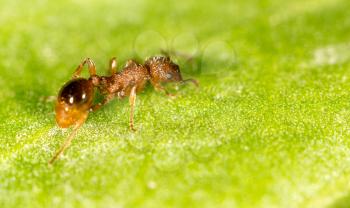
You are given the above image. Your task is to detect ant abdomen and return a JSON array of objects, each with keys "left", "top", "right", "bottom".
[{"left": 55, "top": 78, "right": 94, "bottom": 128}]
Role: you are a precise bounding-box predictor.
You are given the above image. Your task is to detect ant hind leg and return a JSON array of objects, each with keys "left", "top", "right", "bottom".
[
  {"left": 48, "top": 113, "right": 88, "bottom": 165},
  {"left": 72, "top": 58, "right": 96, "bottom": 79}
]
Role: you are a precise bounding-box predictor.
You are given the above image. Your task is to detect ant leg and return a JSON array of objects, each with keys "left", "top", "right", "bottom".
[
  {"left": 129, "top": 86, "right": 137, "bottom": 131},
  {"left": 72, "top": 58, "right": 96, "bottom": 79},
  {"left": 90, "top": 94, "right": 114, "bottom": 112},
  {"left": 180, "top": 78, "right": 199, "bottom": 87},
  {"left": 109, "top": 57, "right": 117, "bottom": 74},
  {"left": 150, "top": 80, "right": 176, "bottom": 97},
  {"left": 48, "top": 113, "right": 88, "bottom": 165}
]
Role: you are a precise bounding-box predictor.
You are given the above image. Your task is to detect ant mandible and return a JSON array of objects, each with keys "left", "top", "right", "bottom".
[{"left": 49, "top": 56, "right": 198, "bottom": 164}]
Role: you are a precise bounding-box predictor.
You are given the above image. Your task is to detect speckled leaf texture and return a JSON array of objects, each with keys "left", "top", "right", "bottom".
[{"left": 1, "top": 0, "right": 350, "bottom": 207}]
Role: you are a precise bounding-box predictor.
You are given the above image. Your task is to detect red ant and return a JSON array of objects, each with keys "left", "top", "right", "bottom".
[{"left": 49, "top": 56, "right": 198, "bottom": 164}]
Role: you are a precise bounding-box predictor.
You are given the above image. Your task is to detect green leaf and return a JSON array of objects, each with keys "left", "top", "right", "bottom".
[{"left": 1, "top": 0, "right": 350, "bottom": 207}]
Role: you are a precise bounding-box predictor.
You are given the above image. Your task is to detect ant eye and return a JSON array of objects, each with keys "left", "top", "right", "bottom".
[{"left": 166, "top": 73, "right": 172, "bottom": 79}]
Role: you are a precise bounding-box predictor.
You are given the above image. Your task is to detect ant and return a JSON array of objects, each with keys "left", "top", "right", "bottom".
[{"left": 49, "top": 56, "right": 198, "bottom": 164}]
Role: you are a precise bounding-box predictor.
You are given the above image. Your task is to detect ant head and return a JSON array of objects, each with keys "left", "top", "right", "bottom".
[
  {"left": 163, "top": 59, "right": 183, "bottom": 82},
  {"left": 55, "top": 78, "right": 94, "bottom": 128},
  {"left": 146, "top": 56, "right": 183, "bottom": 82}
]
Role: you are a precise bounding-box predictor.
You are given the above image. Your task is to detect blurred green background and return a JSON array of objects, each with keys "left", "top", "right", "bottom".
[{"left": 1, "top": 0, "right": 350, "bottom": 207}]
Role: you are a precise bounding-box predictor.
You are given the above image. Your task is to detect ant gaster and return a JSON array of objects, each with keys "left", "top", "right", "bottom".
[{"left": 49, "top": 56, "right": 198, "bottom": 164}]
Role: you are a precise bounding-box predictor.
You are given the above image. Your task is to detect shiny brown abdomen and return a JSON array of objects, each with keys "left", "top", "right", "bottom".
[{"left": 55, "top": 78, "right": 94, "bottom": 128}]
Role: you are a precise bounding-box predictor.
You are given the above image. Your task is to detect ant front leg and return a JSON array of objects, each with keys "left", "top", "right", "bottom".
[
  {"left": 150, "top": 80, "right": 176, "bottom": 98},
  {"left": 72, "top": 58, "right": 96, "bottom": 79},
  {"left": 129, "top": 86, "right": 137, "bottom": 131},
  {"left": 109, "top": 57, "right": 118, "bottom": 74},
  {"left": 180, "top": 78, "right": 199, "bottom": 87}
]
